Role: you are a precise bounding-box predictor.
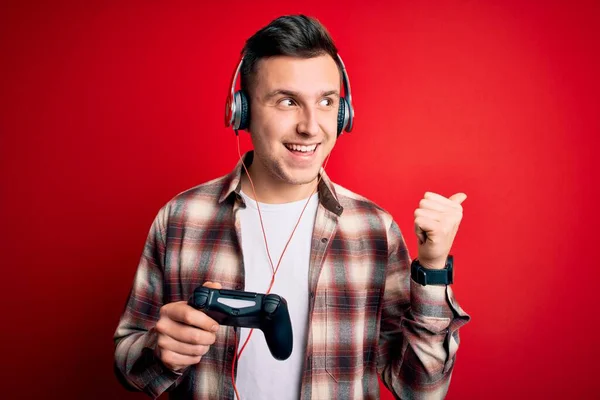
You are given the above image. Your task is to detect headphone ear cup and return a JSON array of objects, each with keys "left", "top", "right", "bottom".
[
  {"left": 337, "top": 98, "right": 347, "bottom": 136},
  {"left": 237, "top": 91, "right": 250, "bottom": 131}
]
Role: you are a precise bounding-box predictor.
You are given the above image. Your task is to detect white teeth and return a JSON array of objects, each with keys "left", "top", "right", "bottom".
[{"left": 286, "top": 144, "right": 317, "bottom": 153}]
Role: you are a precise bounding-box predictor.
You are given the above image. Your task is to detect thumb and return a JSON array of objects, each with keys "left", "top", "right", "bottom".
[
  {"left": 202, "top": 281, "right": 223, "bottom": 289},
  {"left": 449, "top": 193, "right": 467, "bottom": 205}
]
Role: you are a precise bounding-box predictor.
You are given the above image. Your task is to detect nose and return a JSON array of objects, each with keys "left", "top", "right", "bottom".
[{"left": 296, "top": 107, "right": 320, "bottom": 137}]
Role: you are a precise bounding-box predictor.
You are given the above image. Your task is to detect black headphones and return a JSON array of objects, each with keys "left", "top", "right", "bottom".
[{"left": 224, "top": 54, "right": 354, "bottom": 136}]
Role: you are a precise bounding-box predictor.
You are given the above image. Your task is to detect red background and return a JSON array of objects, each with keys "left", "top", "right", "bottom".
[{"left": 1, "top": 1, "right": 599, "bottom": 399}]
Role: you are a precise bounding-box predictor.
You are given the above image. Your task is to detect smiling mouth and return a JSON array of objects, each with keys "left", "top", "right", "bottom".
[{"left": 284, "top": 143, "right": 319, "bottom": 154}]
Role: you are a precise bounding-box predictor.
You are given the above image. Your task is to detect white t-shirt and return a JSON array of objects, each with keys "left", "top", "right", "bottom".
[{"left": 235, "top": 189, "right": 319, "bottom": 400}]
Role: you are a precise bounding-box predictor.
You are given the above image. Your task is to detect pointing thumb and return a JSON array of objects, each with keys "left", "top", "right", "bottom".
[{"left": 449, "top": 193, "right": 467, "bottom": 204}]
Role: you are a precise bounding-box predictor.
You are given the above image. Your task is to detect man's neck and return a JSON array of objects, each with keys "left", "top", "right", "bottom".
[{"left": 240, "top": 163, "right": 318, "bottom": 204}]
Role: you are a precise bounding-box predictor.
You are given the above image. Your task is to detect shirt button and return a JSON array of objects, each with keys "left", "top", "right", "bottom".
[{"left": 321, "top": 237, "right": 328, "bottom": 243}]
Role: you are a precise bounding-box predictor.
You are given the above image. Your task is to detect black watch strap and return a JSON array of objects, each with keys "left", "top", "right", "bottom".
[{"left": 411, "top": 255, "right": 454, "bottom": 286}]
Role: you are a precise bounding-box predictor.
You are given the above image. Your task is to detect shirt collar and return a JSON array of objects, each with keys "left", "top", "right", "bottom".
[{"left": 218, "top": 150, "right": 343, "bottom": 216}]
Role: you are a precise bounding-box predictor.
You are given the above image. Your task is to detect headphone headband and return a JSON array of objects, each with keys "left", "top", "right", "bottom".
[
  {"left": 225, "top": 56, "right": 245, "bottom": 128},
  {"left": 336, "top": 54, "right": 354, "bottom": 133}
]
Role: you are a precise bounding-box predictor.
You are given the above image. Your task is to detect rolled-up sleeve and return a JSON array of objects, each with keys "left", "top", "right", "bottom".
[
  {"left": 112, "top": 204, "right": 187, "bottom": 399},
  {"left": 377, "top": 220, "right": 471, "bottom": 399}
]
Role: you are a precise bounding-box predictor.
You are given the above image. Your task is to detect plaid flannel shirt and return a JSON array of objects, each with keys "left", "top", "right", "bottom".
[{"left": 113, "top": 151, "right": 471, "bottom": 399}]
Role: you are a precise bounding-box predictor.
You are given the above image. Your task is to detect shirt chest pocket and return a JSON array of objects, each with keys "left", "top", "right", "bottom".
[{"left": 325, "top": 289, "right": 380, "bottom": 382}]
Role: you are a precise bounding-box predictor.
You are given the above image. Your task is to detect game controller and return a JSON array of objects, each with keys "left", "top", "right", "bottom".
[{"left": 188, "top": 287, "right": 293, "bottom": 361}]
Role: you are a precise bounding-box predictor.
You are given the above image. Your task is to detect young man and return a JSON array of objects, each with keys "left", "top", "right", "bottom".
[{"left": 113, "top": 15, "right": 470, "bottom": 400}]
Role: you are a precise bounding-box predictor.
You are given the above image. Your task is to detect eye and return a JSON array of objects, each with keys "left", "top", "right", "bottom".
[
  {"left": 320, "top": 98, "right": 334, "bottom": 107},
  {"left": 278, "top": 98, "right": 297, "bottom": 107}
]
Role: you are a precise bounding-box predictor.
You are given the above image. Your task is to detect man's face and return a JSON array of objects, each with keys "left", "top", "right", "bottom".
[{"left": 247, "top": 54, "right": 341, "bottom": 186}]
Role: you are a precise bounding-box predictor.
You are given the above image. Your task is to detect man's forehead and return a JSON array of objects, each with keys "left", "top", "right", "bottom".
[{"left": 253, "top": 54, "right": 340, "bottom": 94}]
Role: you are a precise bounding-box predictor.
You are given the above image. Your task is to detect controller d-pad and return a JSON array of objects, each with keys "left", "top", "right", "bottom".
[{"left": 196, "top": 295, "right": 208, "bottom": 308}]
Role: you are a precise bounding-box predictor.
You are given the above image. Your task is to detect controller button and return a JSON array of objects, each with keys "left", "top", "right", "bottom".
[{"left": 264, "top": 301, "right": 278, "bottom": 314}]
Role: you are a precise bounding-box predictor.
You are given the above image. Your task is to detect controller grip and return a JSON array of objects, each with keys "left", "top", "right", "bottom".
[{"left": 262, "top": 296, "right": 293, "bottom": 361}]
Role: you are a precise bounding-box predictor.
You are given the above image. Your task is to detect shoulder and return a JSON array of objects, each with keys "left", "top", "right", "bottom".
[
  {"left": 331, "top": 181, "right": 397, "bottom": 233},
  {"left": 172, "top": 174, "right": 231, "bottom": 204},
  {"left": 154, "top": 172, "right": 233, "bottom": 225}
]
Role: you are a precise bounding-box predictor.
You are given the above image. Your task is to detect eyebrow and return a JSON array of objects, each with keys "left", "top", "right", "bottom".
[{"left": 264, "top": 89, "right": 340, "bottom": 101}]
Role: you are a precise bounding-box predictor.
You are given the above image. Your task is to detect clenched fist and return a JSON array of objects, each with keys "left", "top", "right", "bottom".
[
  {"left": 414, "top": 191, "right": 467, "bottom": 270},
  {"left": 154, "top": 281, "right": 222, "bottom": 372}
]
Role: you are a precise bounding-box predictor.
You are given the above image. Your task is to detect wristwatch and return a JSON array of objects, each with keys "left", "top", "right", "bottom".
[{"left": 411, "top": 255, "right": 454, "bottom": 286}]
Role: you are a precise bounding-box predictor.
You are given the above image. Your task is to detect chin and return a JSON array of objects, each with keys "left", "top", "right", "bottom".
[
  {"left": 269, "top": 156, "right": 323, "bottom": 185},
  {"left": 282, "top": 169, "right": 320, "bottom": 185}
]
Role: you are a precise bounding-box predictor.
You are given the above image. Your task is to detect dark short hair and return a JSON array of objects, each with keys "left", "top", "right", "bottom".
[{"left": 240, "top": 15, "right": 342, "bottom": 95}]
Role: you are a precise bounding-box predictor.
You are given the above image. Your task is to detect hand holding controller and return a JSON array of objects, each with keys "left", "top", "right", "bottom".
[
  {"left": 188, "top": 287, "right": 293, "bottom": 360},
  {"left": 154, "top": 282, "right": 222, "bottom": 373}
]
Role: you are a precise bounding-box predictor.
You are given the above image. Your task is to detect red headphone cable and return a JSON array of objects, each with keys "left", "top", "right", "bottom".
[{"left": 230, "top": 132, "right": 331, "bottom": 400}]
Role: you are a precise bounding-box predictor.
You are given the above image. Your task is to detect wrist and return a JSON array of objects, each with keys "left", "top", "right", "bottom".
[
  {"left": 411, "top": 255, "right": 454, "bottom": 286},
  {"left": 417, "top": 258, "right": 447, "bottom": 270}
]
